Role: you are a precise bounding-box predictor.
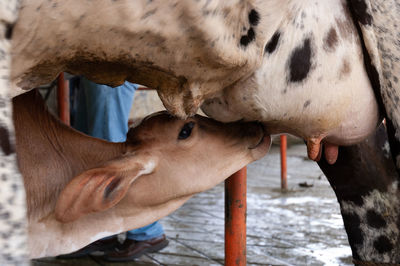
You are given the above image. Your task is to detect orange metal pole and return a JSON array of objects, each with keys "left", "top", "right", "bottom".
[
  {"left": 280, "top": 135, "right": 287, "bottom": 190},
  {"left": 225, "top": 167, "right": 247, "bottom": 266},
  {"left": 57, "top": 73, "right": 70, "bottom": 125}
]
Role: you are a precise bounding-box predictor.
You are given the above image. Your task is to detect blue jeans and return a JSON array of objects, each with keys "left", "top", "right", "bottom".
[
  {"left": 71, "top": 76, "right": 164, "bottom": 240},
  {"left": 72, "top": 77, "right": 136, "bottom": 142}
]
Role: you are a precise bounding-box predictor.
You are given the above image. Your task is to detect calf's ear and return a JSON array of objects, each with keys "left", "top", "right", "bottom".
[{"left": 54, "top": 154, "right": 157, "bottom": 223}]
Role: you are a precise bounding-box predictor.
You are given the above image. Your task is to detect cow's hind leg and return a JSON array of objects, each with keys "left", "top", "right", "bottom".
[
  {"left": 318, "top": 124, "right": 400, "bottom": 264},
  {"left": 0, "top": 1, "right": 28, "bottom": 265}
]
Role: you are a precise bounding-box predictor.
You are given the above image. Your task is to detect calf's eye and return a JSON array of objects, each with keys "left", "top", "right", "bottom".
[{"left": 178, "top": 122, "right": 195, "bottom": 140}]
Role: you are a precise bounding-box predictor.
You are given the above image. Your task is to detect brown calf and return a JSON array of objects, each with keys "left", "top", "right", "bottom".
[{"left": 12, "top": 90, "right": 270, "bottom": 258}]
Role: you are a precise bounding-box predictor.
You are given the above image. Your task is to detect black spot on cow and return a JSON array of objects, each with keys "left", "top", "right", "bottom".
[
  {"left": 288, "top": 38, "right": 313, "bottom": 83},
  {"left": 373, "top": 235, "right": 393, "bottom": 253},
  {"left": 247, "top": 28, "right": 255, "bottom": 42},
  {"left": 1, "top": 232, "right": 10, "bottom": 240},
  {"left": 0, "top": 126, "right": 15, "bottom": 156},
  {"left": 240, "top": 27, "right": 255, "bottom": 47},
  {"left": 264, "top": 31, "right": 281, "bottom": 54},
  {"left": 0, "top": 212, "right": 10, "bottom": 220},
  {"left": 4, "top": 254, "right": 13, "bottom": 261},
  {"left": 323, "top": 27, "right": 338, "bottom": 52},
  {"left": 12, "top": 222, "right": 22, "bottom": 229},
  {"left": 5, "top": 254, "right": 15, "bottom": 261},
  {"left": 5, "top": 24, "right": 14, "bottom": 40},
  {"left": 394, "top": 95, "right": 400, "bottom": 104},
  {"left": 7, "top": 194, "right": 14, "bottom": 206},
  {"left": 347, "top": 0, "right": 372, "bottom": 26},
  {"left": 7, "top": 196, "right": 14, "bottom": 205},
  {"left": 366, "top": 210, "right": 387, "bottom": 229},
  {"left": 303, "top": 100, "right": 311, "bottom": 109},
  {"left": 248, "top": 9, "right": 260, "bottom": 26},
  {"left": 240, "top": 35, "right": 250, "bottom": 46}
]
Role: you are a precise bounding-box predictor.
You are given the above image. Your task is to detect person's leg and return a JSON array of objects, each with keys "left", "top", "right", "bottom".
[
  {"left": 104, "top": 221, "right": 168, "bottom": 261},
  {"left": 126, "top": 222, "right": 165, "bottom": 241}
]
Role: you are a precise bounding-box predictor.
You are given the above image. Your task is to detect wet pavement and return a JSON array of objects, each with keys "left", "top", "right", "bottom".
[{"left": 32, "top": 143, "right": 353, "bottom": 266}]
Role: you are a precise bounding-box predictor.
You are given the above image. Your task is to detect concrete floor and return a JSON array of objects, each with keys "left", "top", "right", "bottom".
[{"left": 32, "top": 143, "right": 353, "bottom": 266}]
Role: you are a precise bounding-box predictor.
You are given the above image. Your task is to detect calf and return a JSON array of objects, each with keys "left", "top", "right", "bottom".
[{"left": 13, "top": 90, "right": 270, "bottom": 258}]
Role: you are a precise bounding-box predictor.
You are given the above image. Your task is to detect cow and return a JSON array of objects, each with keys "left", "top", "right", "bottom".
[
  {"left": 10, "top": 0, "right": 398, "bottom": 164},
  {"left": 2, "top": 0, "right": 400, "bottom": 264},
  {"left": 12, "top": 89, "right": 269, "bottom": 258}
]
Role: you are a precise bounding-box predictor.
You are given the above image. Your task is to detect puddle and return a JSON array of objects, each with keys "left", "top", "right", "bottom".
[
  {"left": 267, "top": 196, "right": 334, "bottom": 205},
  {"left": 294, "top": 243, "right": 352, "bottom": 266}
]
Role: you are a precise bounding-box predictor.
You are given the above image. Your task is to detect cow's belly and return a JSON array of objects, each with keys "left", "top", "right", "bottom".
[
  {"left": 236, "top": 53, "right": 379, "bottom": 146},
  {"left": 202, "top": 0, "right": 379, "bottom": 160},
  {"left": 203, "top": 64, "right": 379, "bottom": 146}
]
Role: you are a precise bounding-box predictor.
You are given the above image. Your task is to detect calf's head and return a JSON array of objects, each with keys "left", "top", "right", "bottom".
[
  {"left": 54, "top": 111, "right": 270, "bottom": 223},
  {"left": 14, "top": 91, "right": 270, "bottom": 257}
]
